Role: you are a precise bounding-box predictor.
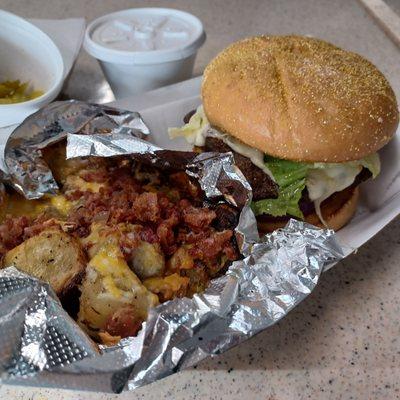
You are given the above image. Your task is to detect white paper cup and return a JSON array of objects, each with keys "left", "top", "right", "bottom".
[{"left": 84, "top": 8, "right": 206, "bottom": 98}]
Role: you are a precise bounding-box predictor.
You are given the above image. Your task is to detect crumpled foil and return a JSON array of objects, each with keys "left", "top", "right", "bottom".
[
  {"left": 3, "top": 100, "right": 149, "bottom": 199},
  {"left": 0, "top": 268, "right": 98, "bottom": 376},
  {"left": 0, "top": 101, "right": 344, "bottom": 393}
]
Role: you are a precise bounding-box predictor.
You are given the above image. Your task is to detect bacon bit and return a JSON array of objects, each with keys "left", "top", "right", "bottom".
[
  {"left": 190, "top": 230, "right": 233, "bottom": 260},
  {"left": 0, "top": 161, "right": 240, "bottom": 307},
  {"left": 178, "top": 198, "right": 192, "bottom": 209},
  {"left": 169, "top": 172, "right": 201, "bottom": 199},
  {"left": 65, "top": 189, "right": 84, "bottom": 201},
  {"left": 92, "top": 210, "right": 110, "bottom": 223},
  {"left": 104, "top": 306, "right": 143, "bottom": 339},
  {"left": 223, "top": 242, "right": 240, "bottom": 261},
  {"left": 132, "top": 192, "right": 160, "bottom": 223},
  {"left": 68, "top": 203, "right": 103, "bottom": 237},
  {"left": 157, "top": 193, "right": 171, "bottom": 211},
  {"left": 139, "top": 226, "right": 159, "bottom": 244},
  {"left": 119, "top": 230, "right": 142, "bottom": 258},
  {"left": 0, "top": 216, "right": 30, "bottom": 257},
  {"left": 110, "top": 167, "right": 141, "bottom": 193},
  {"left": 157, "top": 223, "right": 174, "bottom": 252},
  {"left": 80, "top": 168, "right": 109, "bottom": 183},
  {"left": 182, "top": 206, "right": 216, "bottom": 231},
  {"left": 0, "top": 243, "right": 6, "bottom": 264},
  {"left": 177, "top": 228, "right": 211, "bottom": 244},
  {"left": 164, "top": 207, "right": 180, "bottom": 225},
  {"left": 23, "top": 218, "right": 61, "bottom": 239},
  {"left": 157, "top": 208, "right": 180, "bottom": 254}
]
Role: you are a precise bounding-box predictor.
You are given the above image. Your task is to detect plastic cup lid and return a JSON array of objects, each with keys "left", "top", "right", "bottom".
[{"left": 84, "top": 8, "right": 206, "bottom": 65}]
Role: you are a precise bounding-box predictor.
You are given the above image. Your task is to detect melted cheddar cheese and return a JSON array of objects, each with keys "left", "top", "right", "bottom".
[
  {"left": 65, "top": 175, "right": 105, "bottom": 193},
  {"left": 0, "top": 192, "right": 72, "bottom": 223},
  {"left": 144, "top": 273, "right": 189, "bottom": 301},
  {"left": 78, "top": 243, "right": 158, "bottom": 334},
  {"left": 49, "top": 195, "right": 72, "bottom": 216}
]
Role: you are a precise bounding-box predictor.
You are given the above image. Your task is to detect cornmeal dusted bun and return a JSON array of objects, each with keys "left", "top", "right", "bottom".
[
  {"left": 257, "top": 186, "right": 359, "bottom": 233},
  {"left": 202, "top": 35, "right": 399, "bottom": 163}
]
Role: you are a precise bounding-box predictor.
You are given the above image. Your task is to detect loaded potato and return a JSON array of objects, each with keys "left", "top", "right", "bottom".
[{"left": 0, "top": 149, "right": 240, "bottom": 345}]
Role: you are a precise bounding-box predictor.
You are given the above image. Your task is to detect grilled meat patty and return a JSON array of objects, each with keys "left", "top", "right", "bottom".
[{"left": 204, "top": 137, "right": 279, "bottom": 201}]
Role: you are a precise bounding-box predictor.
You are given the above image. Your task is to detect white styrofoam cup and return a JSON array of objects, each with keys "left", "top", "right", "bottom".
[{"left": 84, "top": 8, "right": 206, "bottom": 98}]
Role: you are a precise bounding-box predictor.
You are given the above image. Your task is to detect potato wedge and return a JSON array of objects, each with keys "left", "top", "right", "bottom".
[
  {"left": 78, "top": 243, "right": 158, "bottom": 339},
  {"left": 3, "top": 229, "right": 86, "bottom": 297},
  {"left": 131, "top": 241, "right": 165, "bottom": 280},
  {"left": 81, "top": 222, "right": 142, "bottom": 260},
  {"left": 83, "top": 223, "right": 165, "bottom": 279}
]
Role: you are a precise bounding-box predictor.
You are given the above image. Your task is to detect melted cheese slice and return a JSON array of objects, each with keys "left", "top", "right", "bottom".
[{"left": 143, "top": 273, "right": 189, "bottom": 301}]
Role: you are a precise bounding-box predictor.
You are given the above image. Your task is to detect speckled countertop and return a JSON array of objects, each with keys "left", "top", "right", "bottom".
[{"left": 1, "top": 0, "right": 400, "bottom": 399}]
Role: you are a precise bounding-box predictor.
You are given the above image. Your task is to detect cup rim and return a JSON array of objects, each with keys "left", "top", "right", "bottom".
[{"left": 84, "top": 8, "right": 206, "bottom": 65}]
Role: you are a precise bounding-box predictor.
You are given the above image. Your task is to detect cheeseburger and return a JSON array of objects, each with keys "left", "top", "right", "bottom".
[{"left": 170, "top": 35, "right": 399, "bottom": 232}]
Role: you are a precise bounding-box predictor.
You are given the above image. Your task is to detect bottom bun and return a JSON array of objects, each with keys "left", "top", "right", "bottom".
[{"left": 257, "top": 186, "right": 360, "bottom": 234}]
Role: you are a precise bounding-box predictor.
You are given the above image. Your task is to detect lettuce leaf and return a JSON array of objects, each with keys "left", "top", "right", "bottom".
[
  {"left": 168, "top": 106, "right": 209, "bottom": 146},
  {"left": 251, "top": 157, "right": 309, "bottom": 218},
  {"left": 252, "top": 153, "right": 381, "bottom": 220}
]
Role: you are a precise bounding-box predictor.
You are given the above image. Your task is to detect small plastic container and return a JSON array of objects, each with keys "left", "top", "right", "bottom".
[
  {"left": 84, "top": 8, "right": 206, "bottom": 98},
  {"left": 0, "top": 10, "right": 64, "bottom": 128}
]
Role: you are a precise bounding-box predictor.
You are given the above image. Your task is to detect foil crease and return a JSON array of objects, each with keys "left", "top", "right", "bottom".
[
  {"left": 66, "top": 133, "right": 161, "bottom": 158},
  {"left": 0, "top": 101, "right": 343, "bottom": 393}
]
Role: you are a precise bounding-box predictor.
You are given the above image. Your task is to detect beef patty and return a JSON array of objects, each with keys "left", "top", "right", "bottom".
[{"left": 204, "top": 137, "right": 279, "bottom": 201}]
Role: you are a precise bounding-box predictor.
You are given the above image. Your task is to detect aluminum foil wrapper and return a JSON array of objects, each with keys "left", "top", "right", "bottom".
[
  {"left": 0, "top": 101, "right": 344, "bottom": 393},
  {"left": 2, "top": 100, "right": 150, "bottom": 199},
  {"left": 0, "top": 268, "right": 98, "bottom": 374}
]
